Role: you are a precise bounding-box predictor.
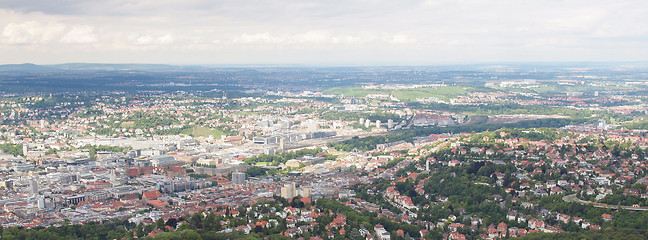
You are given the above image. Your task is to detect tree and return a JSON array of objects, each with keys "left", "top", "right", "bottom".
[
  {"left": 246, "top": 166, "right": 267, "bottom": 177},
  {"left": 189, "top": 212, "right": 202, "bottom": 229},
  {"left": 178, "top": 229, "right": 202, "bottom": 240},
  {"left": 166, "top": 218, "right": 178, "bottom": 229},
  {"left": 156, "top": 218, "right": 166, "bottom": 230},
  {"left": 203, "top": 212, "right": 220, "bottom": 231},
  {"left": 348, "top": 228, "right": 363, "bottom": 240},
  {"left": 136, "top": 223, "right": 145, "bottom": 238}
]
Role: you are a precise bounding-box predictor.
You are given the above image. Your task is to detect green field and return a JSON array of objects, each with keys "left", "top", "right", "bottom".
[
  {"left": 323, "top": 85, "right": 479, "bottom": 101},
  {"left": 181, "top": 126, "right": 226, "bottom": 138},
  {"left": 119, "top": 121, "right": 135, "bottom": 128},
  {"left": 322, "top": 86, "right": 384, "bottom": 97}
]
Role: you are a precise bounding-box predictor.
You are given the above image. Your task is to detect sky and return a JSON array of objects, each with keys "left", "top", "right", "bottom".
[{"left": 0, "top": 0, "right": 647, "bottom": 65}]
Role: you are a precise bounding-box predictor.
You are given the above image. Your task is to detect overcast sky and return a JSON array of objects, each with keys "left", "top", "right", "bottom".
[{"left": 0, "top": 0, "right": 647, "bottom": 65}]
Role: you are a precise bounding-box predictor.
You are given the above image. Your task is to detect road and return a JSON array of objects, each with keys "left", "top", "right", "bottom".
[{"left": 563, "top": 194, "right": 648, "bottom": 211}]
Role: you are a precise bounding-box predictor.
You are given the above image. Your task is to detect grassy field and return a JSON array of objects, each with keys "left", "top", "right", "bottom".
[
  {"left": 322, "top": 86, "right": 384, "bottom": 97},
  {"left": 120, "top": 121, "right": 135, "bottom": 128},
  {"left": 181, "top": 126, "right": 226, "bottom": 138},
  {"left": 323, "top": 85, "right": 478, "bottom": 101}
]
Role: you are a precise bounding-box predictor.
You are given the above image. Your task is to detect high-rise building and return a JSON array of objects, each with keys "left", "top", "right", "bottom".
[
  {"left": 298, "top": 187, "right": 311, "bottom": 198},
  {"left": 232, "top": 172, "right": 246, "bottom": 185},
  {"left": 307, "top": 119, "right": 319, "bottom": 132},
  {"left": 37, "top": 196, "right": 46, "bottom": 209},
  {"left": 30, "top": 178, "right": 38, "bottom": 196},
  {"left": 281, "top": 182, "right": 296, "bottom": 199}
]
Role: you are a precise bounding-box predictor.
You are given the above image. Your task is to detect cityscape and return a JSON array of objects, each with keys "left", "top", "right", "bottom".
[
  {"left": 2, "top": 0, "right": 648, "bottom": 239},
  {"left": 1, "top": 63, "right": 648, "bottom": 239}
]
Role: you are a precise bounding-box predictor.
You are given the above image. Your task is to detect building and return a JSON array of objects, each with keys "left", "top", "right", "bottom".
[
  {"left": 64, "top": 195, "right": 86, "bottom": 205},
  {"left": 281, "top": 182, "right": 297, "bottom": 199},
  {"left": 30, "top": 178, "right": 38, "bottom": 196},
  {"left": 150, "top": 155, "right": 182, "bottom": 167},
  {"left": 0, "top": 180, "right": 13, "bottom": 190},
  {"left": 232, "top": 172, "right": 245, "bottom": 185}
]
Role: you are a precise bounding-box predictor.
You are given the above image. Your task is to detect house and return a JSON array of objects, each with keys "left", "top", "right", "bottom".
[
  {"left": 374, "top": 224, "right": 391, "bottom": 240},
  {"left": 471, "top": 217, "right": 482, "bottom": 226},
  {"left": 497, "top": 222, "right": 507, "bottom": 237},
  {"left": 506, "top": 211, "right": 517, "bottom": 221},
  {"left": 601, "top": 214, "right": 613, "bottom": 221},
  {"left": 146, "top": 199, "right": 169, "bottom": 208},
  {"left": 528, "top": 219, "right": 545, "bottom": 230},
  {"left": 142, "top": 190, "right": 162, "bottom": 199},
  {"left": 448, "top": 223, "right": 465, "bottom": 232},
  {"left": 449, "top": 160, "right": 462, "bottom": 167},
  {"left": 517, "top": 214, "right": 527, "bottom": 224},
  {"left": 236, "top": 225, "right": 251, "bottom": 234}
]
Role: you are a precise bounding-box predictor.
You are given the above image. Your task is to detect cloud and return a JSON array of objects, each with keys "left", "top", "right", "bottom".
[
  {"left": 229, "top": 31, "right": 417, "bottom": 46},
  {"left": 60, "top": 25, "right": 98, "bottom": 44},
  {"left": 390, "top": 34, "right": 417, "bottom": 44},
  {"left": 132, "top": 34, "right": 174, "bottom": 45},
  {"left": 0, "top": 0, "right": 647, "bottom": 64},
  {"left": 1, "top": 21, "right": 65, "bottom": 44}
]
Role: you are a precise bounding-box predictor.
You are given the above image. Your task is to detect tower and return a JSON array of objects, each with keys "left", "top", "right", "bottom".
[{"left": 30, "top": 178, "right": 38, "bottom": 196}]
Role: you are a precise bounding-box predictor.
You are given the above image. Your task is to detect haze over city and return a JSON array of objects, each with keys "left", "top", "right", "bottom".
[{"left": 1, "top": 0, "right": 647, "bottom": 65}]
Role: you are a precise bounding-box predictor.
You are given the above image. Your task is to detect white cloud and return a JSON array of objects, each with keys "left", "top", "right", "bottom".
[
  {"left": 131, "top": 33, "right": 175, "bottom": 45},
  {"left": 60, "top": 25, "right": 98, "bottom": 44},
  {"left": 1, "top": 0, "right": 648, "bottom": 64},
  {"left": 1, "top": 21, "right": 65, "bottom": 44},
  {"left": 390, "top": 34, "right": 417, "bottom": 44}
]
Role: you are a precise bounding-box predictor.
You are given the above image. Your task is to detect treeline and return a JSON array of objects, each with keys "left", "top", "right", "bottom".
[
  {"left": 623, "top": 120, "right": 648, "bottom": 130},
  {"left": 0, "top": 220, "right": 133, "bottom": 240},
  {"left": 242, "top": 148, "right": 324, "bottom": 166},
  {"left": 518, "top": 228, "right": 648, "bottom": 240},
  {"left": 84, "top": 145, "right": 129, "bottom": 159},
  {"left": 408, "top": 102, "right": 593, "bottom": 118},
  {"left": 0, "top": 143, "right": 23, "bottom": 156},
  {"left": 329, "top": 118, "right": 585, "bottom": 151}
]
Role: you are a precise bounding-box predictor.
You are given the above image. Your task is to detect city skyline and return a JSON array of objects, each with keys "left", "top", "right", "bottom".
[{"left": 1, "top": 0, "right": 647, "bottom": 65}]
